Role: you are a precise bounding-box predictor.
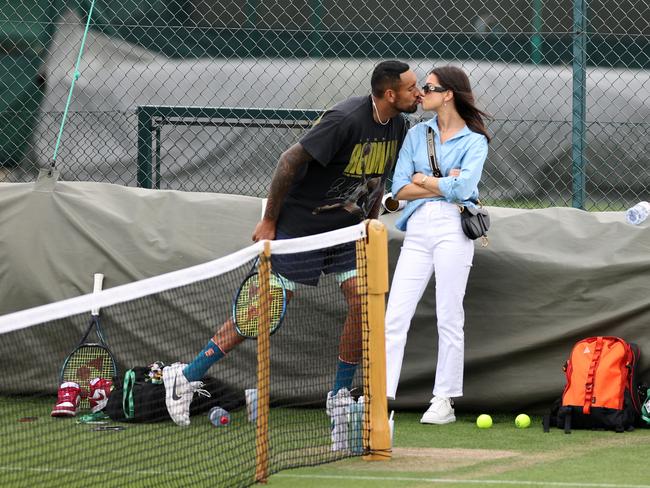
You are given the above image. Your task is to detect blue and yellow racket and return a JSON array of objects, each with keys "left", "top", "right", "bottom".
[{"left": 232, "top": 260, "right": 287, "bottom": 339}]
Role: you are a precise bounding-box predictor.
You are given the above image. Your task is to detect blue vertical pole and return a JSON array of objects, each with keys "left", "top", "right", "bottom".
[{"left": 572, "top": 0, "right": 587, "bottom": 209}]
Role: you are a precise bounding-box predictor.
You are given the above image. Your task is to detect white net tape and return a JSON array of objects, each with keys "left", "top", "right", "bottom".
[{"left": 0, "top": 222, "right": 366, "bottom": 334}]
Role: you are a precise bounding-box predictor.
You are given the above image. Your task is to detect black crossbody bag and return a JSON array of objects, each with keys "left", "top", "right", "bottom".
[{"left": 426, "top": 127, "right": 490, "bottom": 246}]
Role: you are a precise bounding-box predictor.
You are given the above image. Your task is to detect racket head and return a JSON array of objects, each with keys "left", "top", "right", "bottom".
[
  {"left": 60, "top": 342, "right": 117, "bottom": 410},
  {"left": 232, "top": 272, "right": 287, "bottom": 339}
]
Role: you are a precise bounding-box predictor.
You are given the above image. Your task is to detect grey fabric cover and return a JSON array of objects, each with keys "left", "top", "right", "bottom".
[{"left": 1, "top": 177, "right": 649, "bottom": 412}]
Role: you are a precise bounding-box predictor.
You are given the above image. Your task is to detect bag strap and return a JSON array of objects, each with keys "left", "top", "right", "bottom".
[
  {"left": 426, "top": 127, "right": 442, "bottom": 178},
  {"left": 583, "top": 337, "right": 605, "bottom": 415},
  {"left": 122, "top": 369, "right": 136, "bottom": 420},
  {"left": 428, "top": 127, "right": 481, "bottom": 208}
]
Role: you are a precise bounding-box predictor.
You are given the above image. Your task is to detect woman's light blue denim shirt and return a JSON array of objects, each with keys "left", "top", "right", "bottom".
[{"left": 392, "top": 115, "right": 488, "bottom": 231}]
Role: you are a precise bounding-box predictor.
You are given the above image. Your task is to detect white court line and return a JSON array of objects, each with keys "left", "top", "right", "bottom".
[
  {"left": 3, "top": 466, "right": 650, "bottom": 488},
  {"left": 0, "top": 465, "right": 205, "bottom": 477},
  {"left": 274, "top": 473, "right": 650, "bottom": 488}
]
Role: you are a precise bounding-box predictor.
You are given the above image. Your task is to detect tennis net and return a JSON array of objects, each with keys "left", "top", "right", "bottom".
[{"left": 0, "top": 220, "right": 390, "bottom": 487}]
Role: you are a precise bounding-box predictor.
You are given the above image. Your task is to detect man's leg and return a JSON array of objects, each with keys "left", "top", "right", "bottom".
[
  {"left": 163, "top": 318, "right": 244, "bottom": 427},
  {"left": 184, "top": 285, "right": 295, "bottom": 382},
  {"left": 183, "top": 318, "right": 244, "bottom": 381},
  {"left": 327, "top": 274, "right": 361, "bottom": 452},
  {"left": 336, "top": 276, "right": 363, "bottom": 393}
]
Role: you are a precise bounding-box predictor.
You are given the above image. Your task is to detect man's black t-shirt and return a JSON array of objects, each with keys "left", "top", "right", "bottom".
[{"left": 277, "top": 95, "right": 408, "bottom": 237}]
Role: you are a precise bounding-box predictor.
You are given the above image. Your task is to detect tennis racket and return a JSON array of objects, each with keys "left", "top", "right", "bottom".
[
  {"left": 60, "top": 273, "right": 117, "bottom": 409},
  {"left": 232, "top": 259, "right": 287, "bottom": 339}
]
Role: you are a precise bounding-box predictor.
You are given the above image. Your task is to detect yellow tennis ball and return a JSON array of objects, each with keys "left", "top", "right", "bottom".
[
  {"left": 515, "top": 413, "right": 531, "bottom": 429},
  {"left": 476, "top": 414, "right": 492, "bottom": 429}
]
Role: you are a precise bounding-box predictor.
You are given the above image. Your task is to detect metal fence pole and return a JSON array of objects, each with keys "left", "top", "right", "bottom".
[
  {"left": 531, "top": 0, "right": 543, "bottom": 64},
  {"left": 572, "top": 0, "right": 588, "bottom": 209},
  {"left": 309, "top": 0, "right": 324, "bottom": 58},
  {"left": 136, "top": 106, "right": 153, "bottom": 189}
]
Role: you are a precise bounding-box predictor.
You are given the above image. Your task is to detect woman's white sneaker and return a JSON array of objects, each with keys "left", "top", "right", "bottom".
[{"left": 420, "top": 396, "right": 456, "bottom": 424}]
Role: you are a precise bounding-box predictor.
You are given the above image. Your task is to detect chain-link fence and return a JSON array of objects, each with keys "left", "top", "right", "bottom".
[{"left": 1, "top": 0, "right": 648, "bottom": 209}]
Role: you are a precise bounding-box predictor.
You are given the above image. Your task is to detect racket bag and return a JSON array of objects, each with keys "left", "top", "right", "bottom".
[{"left": 547, "top": 336, "right": 643, "bottom": 433}]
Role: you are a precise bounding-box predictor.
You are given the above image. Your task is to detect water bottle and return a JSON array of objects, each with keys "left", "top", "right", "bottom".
[
  {"left": 625, "top": 201, "right": 650, "bottom": 225},
  {"left": 208, "top": 406, "right": 230, "bottom": 427},
  {"left": 348, "top": 397, "right": 364, "bottom": 454}
]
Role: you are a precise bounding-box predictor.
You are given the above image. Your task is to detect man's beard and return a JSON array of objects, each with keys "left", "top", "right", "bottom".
[{"left": 398, "top": 101, "right": 419, "bottom": 114}]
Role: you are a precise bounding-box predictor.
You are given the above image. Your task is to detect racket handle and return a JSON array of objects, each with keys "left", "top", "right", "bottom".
[{"left": 91, "top": 273, "right": 104, "bottom": 315}]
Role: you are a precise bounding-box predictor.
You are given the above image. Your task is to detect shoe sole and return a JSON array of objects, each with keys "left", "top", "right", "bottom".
[
  {"left": 420, "top": 415, "right": 456, "bottom": 425},
  {"left": 51, "top": 411, "right": 77, "bottom": 417}
]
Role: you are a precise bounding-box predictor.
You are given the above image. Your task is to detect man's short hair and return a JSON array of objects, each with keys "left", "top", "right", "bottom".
[{"left": 371, "top": 60, "right": 410, "bottom": 97}]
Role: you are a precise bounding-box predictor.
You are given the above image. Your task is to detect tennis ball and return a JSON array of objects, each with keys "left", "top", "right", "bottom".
[
  {"left": 515, "top": 413, "right": 531, "bottom": 429},
  {"left": 476, "top": 414, "right": 492, "bottom": 429}
]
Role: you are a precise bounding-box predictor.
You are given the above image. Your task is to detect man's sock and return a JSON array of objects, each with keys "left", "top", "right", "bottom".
[
  {"left": 183, "top": 338, "right": 225, "bottom": 382},
  {"left": 333, "top": 358, "right": 358, "bottom": 394}
]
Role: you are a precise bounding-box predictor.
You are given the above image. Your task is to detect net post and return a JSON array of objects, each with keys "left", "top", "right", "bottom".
[
  {"left": 255, "top": 241, "right": 271, "bottom": 482},
  {"left": 361, "top": 219, "right": 391, "bottom": 461}
]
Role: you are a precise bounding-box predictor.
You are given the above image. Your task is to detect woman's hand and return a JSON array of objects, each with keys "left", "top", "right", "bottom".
[
  {"left": 412, "top": 172, "right": 428, "bottom": 186},
  {"left": 412, "top": 169, "right": 460, "bottom": 187}
]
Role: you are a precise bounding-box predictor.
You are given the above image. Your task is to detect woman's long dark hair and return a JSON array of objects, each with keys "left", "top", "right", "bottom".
[{"left": 430, "top": 66, "right": 491, "bottom": 143}]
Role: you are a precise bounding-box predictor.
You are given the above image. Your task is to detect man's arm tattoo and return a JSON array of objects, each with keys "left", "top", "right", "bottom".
[{"left": 263, "top": 143, "right": 312, "bottom": 221}]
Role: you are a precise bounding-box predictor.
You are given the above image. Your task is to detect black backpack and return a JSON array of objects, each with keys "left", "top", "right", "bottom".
[{"left": 104, "top": 366, "right": 238, "bottom": 422}]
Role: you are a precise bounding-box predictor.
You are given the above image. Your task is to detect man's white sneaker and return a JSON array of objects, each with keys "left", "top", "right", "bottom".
[
  {"left": 420, "top": 396, "right": 456, "bottom": 425},
  {"left": 326, "top": 388, "right": 355, "bottom": 451},
  {"left": 326, "top": 388, "right": 354, "bottom": 417},
  {"left": 163, "top": 362, "right": 202, "bottom": 426}
]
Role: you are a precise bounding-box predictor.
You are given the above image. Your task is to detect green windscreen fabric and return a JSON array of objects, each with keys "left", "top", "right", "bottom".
[{"left": 0, "top": 0, "right": 61, "bottom": 167}]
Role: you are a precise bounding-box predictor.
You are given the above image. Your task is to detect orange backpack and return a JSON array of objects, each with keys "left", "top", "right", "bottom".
[{"left": 552, "top": 336, "right": 642, "bottom": 432}]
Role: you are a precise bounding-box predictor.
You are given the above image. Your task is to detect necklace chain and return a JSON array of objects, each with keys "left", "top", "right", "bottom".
[{"left": 371, "top": 96, "right": 390, "bottom": 126}]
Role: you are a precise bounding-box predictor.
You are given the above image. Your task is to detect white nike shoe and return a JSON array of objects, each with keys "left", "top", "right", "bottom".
[
  {"left": 420, "top": 396, "right": 456, "bottom": 425},
  {"left": 326, "top": 388, "right": 354, "bottom": 417},
  {"left": 163, "top": 362, "right": 203, "bottom": 427},
  {"left": 326, "top": 388, "right": 355, "bottom": 451}
]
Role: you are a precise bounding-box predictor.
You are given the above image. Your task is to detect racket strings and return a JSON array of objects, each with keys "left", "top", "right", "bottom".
[
  {"left": 235, "top": 274, "right": 285, "bottom": 338},
  {"left": 63, "top": 345, "right": 115, "bottom": 409}
]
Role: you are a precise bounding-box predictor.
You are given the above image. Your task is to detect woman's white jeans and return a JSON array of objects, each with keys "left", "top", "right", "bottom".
[{"left": 385, "top": 201, "right": 474, "bottom": 400}]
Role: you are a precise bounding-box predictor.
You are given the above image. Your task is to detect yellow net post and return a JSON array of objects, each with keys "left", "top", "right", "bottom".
[
  {"left": 255, "top": 241, "right": 271, "bottom": 482},
  {"left": 361, "top": 219, "right": 391, "bottom": 461}
]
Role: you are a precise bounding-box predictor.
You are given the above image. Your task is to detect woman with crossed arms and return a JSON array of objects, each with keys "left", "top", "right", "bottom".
[{"left": 385, "top": 65, "right": 490, "bottom": 424}]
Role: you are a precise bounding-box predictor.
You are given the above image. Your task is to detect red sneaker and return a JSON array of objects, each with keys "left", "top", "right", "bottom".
[
  {"left": 88, "top": 378, "right": 113, "bottom": 413},
  {"left": 51, "top": 382, "right": 81, "bottom": 417}
]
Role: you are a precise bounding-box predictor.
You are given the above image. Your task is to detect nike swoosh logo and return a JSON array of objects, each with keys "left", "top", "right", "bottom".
[{"left": 172, "top": 376, "right": 182, "bottom": 401}]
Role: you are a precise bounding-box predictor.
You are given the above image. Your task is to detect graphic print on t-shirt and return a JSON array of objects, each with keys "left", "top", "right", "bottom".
[
  {"left": 314, "top": 139, "right": 399, "bottom": 218},
  {"left": 342, "top": 140, "right": 399, "bottom": 178},
  {"left": 278, "top": 95, "right": 408, "bottom": 237}
]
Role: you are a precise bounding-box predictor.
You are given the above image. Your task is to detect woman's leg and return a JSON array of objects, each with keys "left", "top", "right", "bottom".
[
  {"left": 385, "top": 211, "right": 435, "bottom": 399},
  {"left": 431, "top": 207, "right": 474, "bottom": 399}
]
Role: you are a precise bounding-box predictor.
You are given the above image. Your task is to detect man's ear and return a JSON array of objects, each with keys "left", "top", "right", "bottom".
[{"left": 384, "top": 89, "right": 396, "bottom": 103}]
